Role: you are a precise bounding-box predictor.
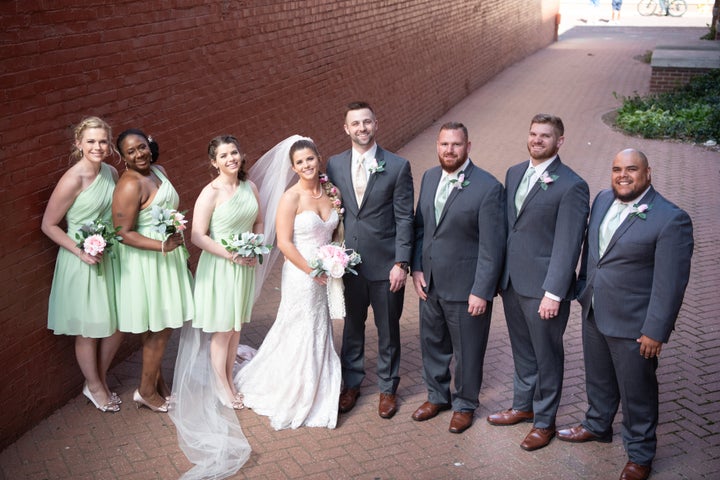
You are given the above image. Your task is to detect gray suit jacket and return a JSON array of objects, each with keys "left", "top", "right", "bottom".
[
  {"left": 577, "top": 187, "right": 693, "bottom": 342},
  {"left": 327, "top": 146, "right": 414, "bottom": 282},
  {"left": 412, "top": 161, "right": 506, "bottom": 302},
  {"left": 501, "top": 156, "right": 589, "bottom": 300}
]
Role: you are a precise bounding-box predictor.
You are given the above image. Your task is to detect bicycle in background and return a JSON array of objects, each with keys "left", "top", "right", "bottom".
[{"left": 637, "top": 0, "right": 688, "bottom": 16}]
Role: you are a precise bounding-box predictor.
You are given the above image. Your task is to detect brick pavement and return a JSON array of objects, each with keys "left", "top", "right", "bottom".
[{"left": 2, "top": 11, "right": 719, "bottom": 480}]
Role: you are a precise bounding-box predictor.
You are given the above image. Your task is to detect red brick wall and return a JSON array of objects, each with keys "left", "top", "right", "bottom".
[
  {"left": 650, "top": 66, "right": 713, "bottom": 93},
  {"left": 0, "top": 0, "right": 559, "bottom": 447}
]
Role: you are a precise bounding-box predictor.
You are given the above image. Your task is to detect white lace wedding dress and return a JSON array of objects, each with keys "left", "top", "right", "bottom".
[{"left": 234, "top": 209, "right": 342, "bottom": 430}]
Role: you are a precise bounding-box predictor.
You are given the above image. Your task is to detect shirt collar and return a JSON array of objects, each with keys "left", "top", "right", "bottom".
[{"left": 529, "top": 155, "right": 557, "bottom": 177}]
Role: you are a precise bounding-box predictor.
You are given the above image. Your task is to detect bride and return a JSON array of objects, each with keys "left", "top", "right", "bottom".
[
  {"left": 235, "top": 138, "right": 342, "bottom": 430},
  {"left": 170, "top": 136, "right": 343, "bottom": 479}
]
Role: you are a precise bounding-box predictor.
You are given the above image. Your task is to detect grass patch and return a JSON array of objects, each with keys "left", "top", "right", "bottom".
[{"left": 614, "top": 69, "right": 720, "bottom": 143}]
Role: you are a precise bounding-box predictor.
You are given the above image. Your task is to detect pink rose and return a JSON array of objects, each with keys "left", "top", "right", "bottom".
[
  {"left": 637, "top": 204, "right": 648, "bottom": 213},
  {"left": 83, "top": 234, "right": 106, "bottom": 256}
]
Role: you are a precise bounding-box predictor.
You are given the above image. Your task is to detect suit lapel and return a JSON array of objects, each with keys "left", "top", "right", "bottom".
[
  {"left": 437, "top": 162, "right": 475, "bottom": 227},
  {"left": 517, "top": 157, "right": 561, "bottom": 219},
  {"left": 360, "top": 148, "right": 383, "bottom": 210},
  {"left": 602, "top": 188, "right": 657, "bottom": 257}
]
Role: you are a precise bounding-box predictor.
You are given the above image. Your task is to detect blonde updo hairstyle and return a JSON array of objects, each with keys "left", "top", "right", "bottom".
[{"left": 70, "top": 116, "right": 117, "bottom": 162}]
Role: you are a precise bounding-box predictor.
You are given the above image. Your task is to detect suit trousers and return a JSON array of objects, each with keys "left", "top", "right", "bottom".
[
  {"left": 341, "top": 272, "right": 403, "bottom": 394},
  {"left": 501, "top": 283, "right": 569, "bottom": 428},
  {"left": 419, "top": 288, "right": 492, "bottom": 411},
  {"left": 583, "top": 309, "right": 658, "bottom": 466}
]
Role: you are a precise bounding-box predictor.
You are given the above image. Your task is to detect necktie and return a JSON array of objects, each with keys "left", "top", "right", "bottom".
[
  {"left": 514, "top": 166, "right": 535, "bottom": 214},
  {"left": 354, "top": 156, "right": 368, "bottom": 204},
  {"left": 434, "top": 175, "right": 452, "bottom": 223},
  {"left": 599, "top": 201, "right": 627, "bottom": 256}
]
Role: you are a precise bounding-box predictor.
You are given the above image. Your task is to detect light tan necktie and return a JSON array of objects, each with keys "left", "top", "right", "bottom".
[
  {"left": 434, "top": 175, "right": 452, "bottom": 223},
  {"left": 514, "top": 166, "right": 535, "bottom": 214},
  {"left": 354, "top": 156, "right": 368, "bottom": 204},
  {"left": 599, "top": 201, "right": 628, "bottom": 256}
]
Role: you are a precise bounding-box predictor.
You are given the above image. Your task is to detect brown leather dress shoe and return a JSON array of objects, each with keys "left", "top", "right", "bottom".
[
  {"left": 339, "top": 387, "right": 360, "bottom": 413},
  {"left": 448, "top": 411, "right": 474, "bottom": 433},
  {"left": 619, "top": 461, "right": 651, "bottom": 480},
  {"left": 520, "top": 426, "right": 556, "bottom": 451},
  {"left": 486, "top": 408, "right": 533, "bottom": 426},
  {"left": 411, "top": 401, "right": 451, "bottom": 421},
  {"left": 378, "top": 393, "right": 397, "bottom": 419},
  {"left": 557, "top": 425, "right": 612, "bottom": 443}
]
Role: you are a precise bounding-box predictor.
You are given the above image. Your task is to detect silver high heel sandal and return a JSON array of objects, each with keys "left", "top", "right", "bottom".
[
  {"left": 133, "top": 389, "right": 169, "bottom": 413},
  {"left": 83, "top": 384, "right": 120, "bottom": 413}
]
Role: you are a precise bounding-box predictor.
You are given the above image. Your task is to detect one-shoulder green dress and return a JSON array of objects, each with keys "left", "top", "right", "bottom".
[
  {"left": 116, "top": 167, "right": 194, "bottom": 333},
  {"left": 193, "top": 181, "right": 258, "bottom": 332},
  {"left": 48, "top": 163, "right": 118, "bottom": 338}
]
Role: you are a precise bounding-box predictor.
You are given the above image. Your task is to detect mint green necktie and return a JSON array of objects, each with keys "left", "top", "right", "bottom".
[
  {"left": 599, "top": 201, "right": 628, "bottom": 256},
  {"left": 434, "top": 176, "right": 452, "bottom": 223},
  {"left": 514, "top": 166, "right": 535, "bottom": 214}
]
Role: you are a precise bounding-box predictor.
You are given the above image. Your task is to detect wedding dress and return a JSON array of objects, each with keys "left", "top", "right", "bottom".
[{"left": 235, "top": 209, "right": 341, "bottom": 430}]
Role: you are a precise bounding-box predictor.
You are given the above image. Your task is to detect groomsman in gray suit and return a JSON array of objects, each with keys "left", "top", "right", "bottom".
[
  {"left": 326, "top": 101, "right": 414, "bottom": 419},
  {"left": 557, "top": 149, "right": 693, "bottom": 480},
  {"left": 487, "top": 114, "right": 589, "bottom": 451},
  {"left": 410, "top": 122, "right": 505, "bottom": 434}
]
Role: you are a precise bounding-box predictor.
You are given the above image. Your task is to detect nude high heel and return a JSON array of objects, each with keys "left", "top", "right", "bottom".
[
  {"left": 83, "top": 384, "right": 120, "bottom": 413},
  {"left": 133, "top": 389, "right": 169, "bottom": 413}
]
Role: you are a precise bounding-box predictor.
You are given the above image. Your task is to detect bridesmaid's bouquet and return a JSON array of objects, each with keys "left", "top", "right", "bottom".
[
  {"left": 150, "top": 205, "right": 188, "bottom": 256},
  {"left": 222, "top": 232, "right": 272, "bottom": 265},
  {"left": 309, "top": 243, "right": 361, "bottom": 278},
  {"left": 75, "top": 218, "right": 122, "bottom": 275}
]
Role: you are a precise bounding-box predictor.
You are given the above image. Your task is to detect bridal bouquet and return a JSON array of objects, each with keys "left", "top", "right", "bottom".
[
  {"left": 309, "top": 243, "right": 361, "bottom": 278},
  {"left": 75, "top": 218, "right": 122, "bottom": 275},
  {"left": 309, "top": 243, "right": 362, "bottom": 319},
  {"left": 150, "top": 205, "right": 188, "bottom": 256},
  {"left": 222, "top": 232, "right": 272, "bottom": 264}
]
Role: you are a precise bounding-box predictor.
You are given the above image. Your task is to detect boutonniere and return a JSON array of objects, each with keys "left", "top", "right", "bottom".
[
  {"left": 368, "top": 158, "right": 385, "bottom": 174},
  {"left": 449, "top": 172, "right": 470, "bottom": 190},
  {"left": 629, "top": 203, "right": 652, "bottom": 219},
  {"left": 538, "top": 172, "right": 559, "bottom": 190}
]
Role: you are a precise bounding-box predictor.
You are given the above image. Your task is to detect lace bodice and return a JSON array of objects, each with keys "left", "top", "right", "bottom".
[{"left": 293, "top": 210, "right": 339, "bottom": 260}]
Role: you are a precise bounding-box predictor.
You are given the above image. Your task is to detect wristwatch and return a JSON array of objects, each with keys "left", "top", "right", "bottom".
[{"left": 395, "top": 261, "right": 409, "bottom": 273}]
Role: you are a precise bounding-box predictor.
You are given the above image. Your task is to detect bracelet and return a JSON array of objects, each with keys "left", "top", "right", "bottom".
[{"left": 161, "top": 239, "right": 165, "bottom": 256}]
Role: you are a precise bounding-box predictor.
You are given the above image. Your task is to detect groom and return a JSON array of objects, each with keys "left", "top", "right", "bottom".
[{"left": 326, "top": 101, "right": 414, "bottom": 419}]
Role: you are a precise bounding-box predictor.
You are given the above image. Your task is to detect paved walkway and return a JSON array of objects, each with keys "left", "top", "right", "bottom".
[{"left": 2, "top": 8, "right": 719, "bottom": 480}]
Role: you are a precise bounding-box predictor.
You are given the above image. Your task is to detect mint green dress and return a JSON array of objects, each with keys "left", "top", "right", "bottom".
[
  {"left": 48, "top": 163, "right": 118, "bottom": 338},
  {"left": 193, "top": 181, "right": 258, "bottom": 332},
  {"left": 116, "top": 167, "right": 194, "bottom": 333}
]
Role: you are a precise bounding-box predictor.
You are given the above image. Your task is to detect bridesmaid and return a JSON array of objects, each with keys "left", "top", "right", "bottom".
[
  {"left": 191, "top": 135, "right": 263, "bottom": 408},
  {"left": 41, "top": 116, "right": 124, "bottom": 412},
  {"left": 112, "top": 129, "right": 194, "bottom": 412}
]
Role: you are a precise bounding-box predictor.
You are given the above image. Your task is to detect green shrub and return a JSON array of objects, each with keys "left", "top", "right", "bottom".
[{"left": 614, "top": 69, "right": 720, "bottom": 142}]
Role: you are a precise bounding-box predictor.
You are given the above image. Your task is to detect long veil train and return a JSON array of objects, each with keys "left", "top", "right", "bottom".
[{"left": 169, "top": 135, "right": 307, "bottom": 479}]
